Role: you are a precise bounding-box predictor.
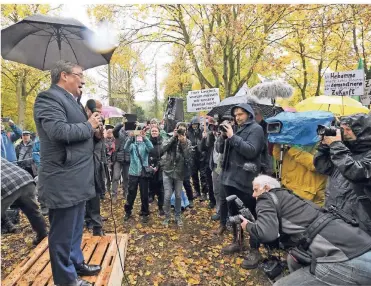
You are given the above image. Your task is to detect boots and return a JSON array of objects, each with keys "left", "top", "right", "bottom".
[
  {"left": 221, "top": 224, "right": 245, "bottom": 254},
  {"left": 213, "top": 225, "right": 227, "bottom": 235},
  {"left": 241, "top": 248, "right": 262, "bottom": 269},
  {"left": 1, "top": 216, "right": 20, "bottom": 234}
]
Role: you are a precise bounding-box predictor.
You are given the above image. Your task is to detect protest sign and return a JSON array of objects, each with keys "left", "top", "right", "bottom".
[
  {"left": 324, "top": 70, "right": 364, "bottom": 96},
  {"left": 187, "top": 88, "right": 220, "bottom": 112},
  {"left": 360, "top": 79, "right": 371, "bottom": 105}
]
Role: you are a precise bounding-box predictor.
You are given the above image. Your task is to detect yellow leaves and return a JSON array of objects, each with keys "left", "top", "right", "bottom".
[
  {"left": 188, "top": 276, "right": 201, "bottom": 285},
  {"left": 235, "top": 257, "right": 244, "bottom": 266},
  {"left": 159, "top": 241, "right": 164, "bottom": 247},
  {"left": 145, "top": 270, "right": 151, "bottom": 276}
]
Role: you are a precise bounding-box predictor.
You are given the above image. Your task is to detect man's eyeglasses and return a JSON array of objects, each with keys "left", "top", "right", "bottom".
[{"left": 71, "top": 72, "right": 84, "bottom": 79}]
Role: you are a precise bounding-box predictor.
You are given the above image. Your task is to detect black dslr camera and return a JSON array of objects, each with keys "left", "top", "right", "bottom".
[
  {"left": 226, "top": 195, "right": 256, "bottom": 224},
  {"left": 317, "top": 124, "right": 343, "bottom": 140}
]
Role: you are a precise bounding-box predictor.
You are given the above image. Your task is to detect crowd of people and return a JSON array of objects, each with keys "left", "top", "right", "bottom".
[{"left": 1, "top": 60, "right": 371, "bottom": 286}]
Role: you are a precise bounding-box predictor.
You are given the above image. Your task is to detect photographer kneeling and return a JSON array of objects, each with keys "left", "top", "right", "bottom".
[{"left": 239, "top": 175, "right": 371, "bottom": 285}]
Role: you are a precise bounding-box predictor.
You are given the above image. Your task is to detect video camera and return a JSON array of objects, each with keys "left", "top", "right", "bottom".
[{"left": 226, "top": 195, "right": 255, "bottom": 224}]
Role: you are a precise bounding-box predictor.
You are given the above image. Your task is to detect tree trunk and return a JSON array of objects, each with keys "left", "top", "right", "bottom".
[
  {"left": 16, "top": 73, "right": 27, "bottom": 128},
  {"left": 315, "top": 59, "right": 323, "bottom": 97}
]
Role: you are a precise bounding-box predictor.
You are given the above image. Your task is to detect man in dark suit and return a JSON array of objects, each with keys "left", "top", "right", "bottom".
[{"left": 34, "top": 60, "right": 102, "bottom": 286}]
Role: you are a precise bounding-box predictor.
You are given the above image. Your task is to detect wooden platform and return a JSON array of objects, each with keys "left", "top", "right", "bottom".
[{"left": 2, "top": 234, "right": 129, "bottom": 286}]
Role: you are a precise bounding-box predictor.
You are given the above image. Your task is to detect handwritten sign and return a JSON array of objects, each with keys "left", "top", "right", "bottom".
[
  {"left": 360, "top": 79, "right": 371, "bottom": 105},
  {"left": 187, "top": 88, "right": 220, "bottom": 112},
  {"left": 324, "top": 70, "right": 364, "bottom": 96}
]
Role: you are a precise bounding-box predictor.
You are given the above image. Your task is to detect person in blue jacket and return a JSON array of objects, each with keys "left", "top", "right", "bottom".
[{"left": 1, "top": 118, "right": 22, "bottom": 162}]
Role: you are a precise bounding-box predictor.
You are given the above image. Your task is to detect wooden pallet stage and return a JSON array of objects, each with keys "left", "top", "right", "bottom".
[{"left": 2, "top": 233, "right": 129, "bottom": 286}]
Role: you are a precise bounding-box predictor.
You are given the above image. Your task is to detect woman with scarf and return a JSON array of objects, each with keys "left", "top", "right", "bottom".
[
  {"left": 123, "top": 129, "right": 153, "bottom": 223},
  {"left": 148, "top": 126, "right": 165, "bottom": 215}
]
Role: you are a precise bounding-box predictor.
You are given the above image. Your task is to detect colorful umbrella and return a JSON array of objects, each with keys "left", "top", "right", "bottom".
[
  {"left": 101, "top": 106, "right": 125, "bottom": 118},
  {"left": 295, "top": 96, "right": 370, "bottom": 116}
]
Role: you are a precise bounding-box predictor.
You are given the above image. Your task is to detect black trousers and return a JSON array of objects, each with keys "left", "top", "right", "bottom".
[
  {"left": 183, "top": 176, "right": 194, "bottom": 201},
  {"left": 125, "top": 175, "right": 149, "bottom": 216},
  {"left": 205, "top": 166, "right": 216, "bottom": 204},
  {"left": 149, "top": 174, "right": 164, "bottom": 208},
  {"left": 191, "top": 160, "right": 208, "bottom": 195},
  {"left": 85, "top": 193, "right": 102, "bottom": 231},
  {"left": 1, "top": 182, "right": 47, "bottom": 237},
  {"left": 220, "top": 185, "right": 260, "bottom": 249}
]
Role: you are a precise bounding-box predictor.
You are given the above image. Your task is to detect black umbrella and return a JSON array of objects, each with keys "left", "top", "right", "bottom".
[
  {"left": 1, "top": 14, "right": 116, "bottom": 70},
  {"left": 207, "top": 95, "right": 283, "bottom": 119}
]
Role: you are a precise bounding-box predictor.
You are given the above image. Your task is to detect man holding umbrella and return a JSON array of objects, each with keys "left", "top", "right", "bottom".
[{"left": 34, "top": 60, "right": 101, "bottom": 286}]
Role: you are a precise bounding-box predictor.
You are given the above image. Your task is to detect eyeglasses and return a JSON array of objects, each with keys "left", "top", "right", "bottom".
[{"left": 71, "top": 72, "right": 84, "bottom": 79}]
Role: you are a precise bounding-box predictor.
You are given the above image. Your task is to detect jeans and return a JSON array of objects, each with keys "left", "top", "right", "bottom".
[
  {"left": 1, "top": 182, "right": 47, "bottom": 237},
  {"left": 163, "top": 172, "right": 183, "bottom": 218},
  {"left": 124, "top": 175, "right": 149, "bottom": 216},
  {"left": 111, "top": 161, "right": 129, "bottom": 196},
  {"left": 212, "top": 170, "right": 221, "bottom": 214},
  {"left": 274, "top": 251, "right": 371, "bottom": 286}
]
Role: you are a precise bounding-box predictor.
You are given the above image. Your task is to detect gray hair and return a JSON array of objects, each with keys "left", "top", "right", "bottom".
[
  {"left": 51, "top": 60, "right": 80, "bottom": 84},
  {"left": 253, "top": 175, "right": 281, "bottom": 190}
]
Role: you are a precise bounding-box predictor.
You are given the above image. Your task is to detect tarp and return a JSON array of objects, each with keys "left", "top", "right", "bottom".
[
  {"left": 266, "top": 111, "right": 335, "bottom": 145},
  {"left": 171, "top": 189, "right": 190, "bottom": 209}
]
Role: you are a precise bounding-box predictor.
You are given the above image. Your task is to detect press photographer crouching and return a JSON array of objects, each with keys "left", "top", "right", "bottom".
[
  {"left": 314, "top": 113, "right": 371, "bottom": 235},
  {"left": 239, "top": 175, "right": 371, "bottom": 285}
]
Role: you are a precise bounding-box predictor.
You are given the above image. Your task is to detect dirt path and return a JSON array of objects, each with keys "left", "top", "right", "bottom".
[{"left": 1, "top": 195, "right": 271, "bottom": 285}]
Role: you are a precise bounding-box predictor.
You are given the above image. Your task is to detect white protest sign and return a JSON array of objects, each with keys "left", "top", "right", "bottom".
[
  {"left": 360, "top": 79, "right": 371, "bottom": 105},
  {"left": 187, "top": 88, "right": 220, "bottom": 112},
  {"left": 324, "top": 70, "right": 364, "bottom": 96}
]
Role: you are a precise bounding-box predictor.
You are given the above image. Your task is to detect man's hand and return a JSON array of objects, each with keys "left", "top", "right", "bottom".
[
  {"left": 129, "top": 131, "right": 134, "bottom": 137},
  {"left": 224, "top": 124, "right": 233, "bottom": 138},
  {"left": 202, "top": 131, "right": 207, "bottom": 139},
  {"left": 178, "top": 134, "right": 186, "bottom": 143},
  {"left": 322, "top": 129, "right": 342, "bottom": 145},
  {"left": 239, "top": 215, "right": 249, "bottom": 230},
  {"left": 88, "top": 112, "right": 101, "bottom": 129}
]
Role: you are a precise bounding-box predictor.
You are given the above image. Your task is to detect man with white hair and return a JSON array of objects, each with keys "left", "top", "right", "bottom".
[{"left": 239, "top": 175, "right": 371, "bottom": 285}]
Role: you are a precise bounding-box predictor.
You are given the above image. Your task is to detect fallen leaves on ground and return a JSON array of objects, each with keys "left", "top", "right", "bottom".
[{"left": 1, "top": 192, "right": 271, "bottom": 285}]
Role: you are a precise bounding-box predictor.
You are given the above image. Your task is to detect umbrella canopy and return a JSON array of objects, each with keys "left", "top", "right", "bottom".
[
  {"left": 207, "top": 94, "right": 283, "bottom": 119},
  {"left": 250, "top": 80, "right": 294, "bottom": 100},
  {"left": 295, "top": 95, "right": 370, "bottom": 116},
  {"left": 101, "top": 106, "right": 125, "bottom": 119},
  {"left": 1, "top": 14, "right": 116, "bottom": 70}
]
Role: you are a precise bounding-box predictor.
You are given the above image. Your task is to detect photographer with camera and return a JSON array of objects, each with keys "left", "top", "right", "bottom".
[
  {"left": 239, "top": 175, "right": 371, "bottom": 285},
  {"left": 314, "top": 113, "right": 371, "bottom": 235},
  {"left": 161, "top": 122, "right": 192, "bottom": 227},
  {"left": 111, "top": 120, "right": 131, "bottom": 202},
  {"left": 123, "top": 128, "right": 153, "bottom": 223},
  {"left": 216, "top": 103, "right": 265, "bottom": 269},
  {"left": 1, "top": 118, "right": 22, "bottom": 162},
  {"left": 187, "top": 116, "right": 209, "bottom": 201}
]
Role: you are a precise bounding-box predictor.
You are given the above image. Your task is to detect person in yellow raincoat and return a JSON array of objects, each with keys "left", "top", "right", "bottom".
[{"left": 272, "top": 144, "right": 325, "bottom": 206}]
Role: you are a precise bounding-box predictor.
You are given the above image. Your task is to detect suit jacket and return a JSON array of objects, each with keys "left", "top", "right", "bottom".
[{"left": 34, "top": 84, "right": 95, "bottom": 209}]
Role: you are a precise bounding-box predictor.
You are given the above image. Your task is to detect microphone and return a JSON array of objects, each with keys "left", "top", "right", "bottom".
[{"left": 86, "top": 99, "right": 97, "bottom": 113}]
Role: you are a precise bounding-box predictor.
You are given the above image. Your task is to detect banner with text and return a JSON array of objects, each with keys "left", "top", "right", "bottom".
[
  {"left": 324, "top": 70, "right": 364, "bottom": 96},
  {"left": 187, "top": 88, "right": 220, "bottom": 112},
  {"left": 361, "top": 79, "right": 371, "bottom": 105}
]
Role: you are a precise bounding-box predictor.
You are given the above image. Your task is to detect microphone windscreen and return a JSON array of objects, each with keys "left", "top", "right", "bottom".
[{"left": 86, "top": 99, "right": 97, "bottom": 113}]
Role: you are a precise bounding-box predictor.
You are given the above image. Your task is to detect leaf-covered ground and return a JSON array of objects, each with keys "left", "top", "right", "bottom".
[{"left": 1, "top": 194, "right": 272, "bottom": 285}]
